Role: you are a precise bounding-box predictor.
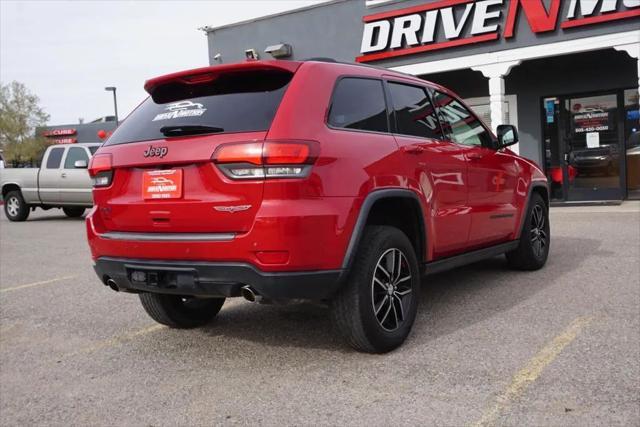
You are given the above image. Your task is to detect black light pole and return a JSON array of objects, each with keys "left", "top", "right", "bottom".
[{"left": 104, "top": 86, "right": 118, "bottom": 123}]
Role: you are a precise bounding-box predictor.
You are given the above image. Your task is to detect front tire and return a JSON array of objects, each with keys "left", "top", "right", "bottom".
[
  {"left": 4, "top": 191, "right": 30, "bottom": 222},
  {"left": 330, "top": 226, "right": 420, "bottom": 353},
  {"left": 63, "top": 207, "right": 85, "bottom": 218},
  {"left": 506, "top": 192, "right": 550, "bottom": 270},
  {"left": 139, "top": 293, "right": 225, "bottom": 328}
]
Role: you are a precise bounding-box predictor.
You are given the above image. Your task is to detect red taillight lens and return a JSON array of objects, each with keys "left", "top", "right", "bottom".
[
  {"left": 263, "top": 142, "right": 310, "bottom": 165},
  {"left": 213, "top": 142, "right": 263, "bottom": 165},
  {"left": 212, "top": 140, "right": 318, "bottom": 180},
  {"left": 88, "top": 153, "right": 113, "bottom": 187},
  {"left": 88, "top": 153, "right": 112, "bottom": 177}
]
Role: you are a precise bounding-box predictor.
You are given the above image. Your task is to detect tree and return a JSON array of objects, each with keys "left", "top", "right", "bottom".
[{"left": 0, "top": 81, "right": 50, "bottom": 165}]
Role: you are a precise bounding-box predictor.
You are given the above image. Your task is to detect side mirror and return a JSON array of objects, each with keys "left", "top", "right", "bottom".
[
  {"left": 74, "top": 160, "right": 88, "bottom": 169},
  {"left": 497, "top": 124, "right": 519, "bottom": 149}
]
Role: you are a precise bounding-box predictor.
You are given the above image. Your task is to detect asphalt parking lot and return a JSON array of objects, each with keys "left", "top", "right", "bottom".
[{"left": 1, "top": 204, "right": 639, "bottom": 426}]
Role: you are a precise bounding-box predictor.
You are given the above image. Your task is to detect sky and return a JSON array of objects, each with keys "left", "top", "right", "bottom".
[{"left": 0, "top": 0, "right": 326, "bottom": 125}]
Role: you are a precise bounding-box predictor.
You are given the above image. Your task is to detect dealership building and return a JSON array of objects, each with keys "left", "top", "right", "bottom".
[
  {"left": 203, "top": 0, "right": 640, "bottom": 203},
  {"left": 36, "top": 118, "right": 118, "bottom": 146}
]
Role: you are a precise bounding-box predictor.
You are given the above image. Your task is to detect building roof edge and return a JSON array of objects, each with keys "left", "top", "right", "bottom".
[{"left": 198, "top": 0, "right": 349, "bottom": 34}]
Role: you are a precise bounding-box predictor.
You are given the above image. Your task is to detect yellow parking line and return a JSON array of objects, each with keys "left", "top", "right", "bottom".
[
  {"left": 473, "top": 316, "right": 593, "bottom": 427},
  {"left": 63, "top": 324, "right": 165, "bottom": 359},
  {"left": 0, "top": 275, "right": 77, "bottom": 294}
]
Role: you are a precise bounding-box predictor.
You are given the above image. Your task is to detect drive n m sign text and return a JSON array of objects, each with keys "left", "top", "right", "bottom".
[{"left": 357, "top": 0, "right": 640, "bottom": 62}]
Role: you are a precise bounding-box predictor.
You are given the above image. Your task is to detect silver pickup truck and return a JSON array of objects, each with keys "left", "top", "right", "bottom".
[{"left": 1, "top": 143, "right": 101, "bottom": 221}]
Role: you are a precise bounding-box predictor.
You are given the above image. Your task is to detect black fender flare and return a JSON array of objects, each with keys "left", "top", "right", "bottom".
[
  {"left": 2, "top": 182, "right": 23, "bottom": 199},
  {"left": 516, "top": 181, "right": 549, "bottom": 239},
  {"left": 339, "top": 189, "right": 427, "bottom": 276}
]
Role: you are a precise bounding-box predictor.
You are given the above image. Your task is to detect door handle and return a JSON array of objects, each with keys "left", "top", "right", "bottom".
[
  {"left": 402, "top": 145, "right": 424, "bottom": 155},
  {"left": 61, "top": 172, "right": 67, "bottom": 178},
  {"left": 467, "top": 152, "right": 483, "bottom": 160},
  {"left": 564, "top": 152, "right": 574, "bottom": 164}
]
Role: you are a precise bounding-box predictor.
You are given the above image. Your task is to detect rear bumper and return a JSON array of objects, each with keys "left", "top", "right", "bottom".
[
  {"left": 86, "top": 196, "right": 358, "bottom": 272},
  {"left": 94, "top": 257, "right": 342, "bottom": 300}
]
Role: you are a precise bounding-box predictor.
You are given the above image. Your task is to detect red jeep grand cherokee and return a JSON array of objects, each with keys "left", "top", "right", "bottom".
[{"left": 87, "top": 59, "right": 549, "bottom": 353}]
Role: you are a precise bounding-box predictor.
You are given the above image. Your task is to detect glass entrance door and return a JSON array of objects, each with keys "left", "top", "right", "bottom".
[
  {"left": 624, "top": 89, "right": 640, "bottom": 200},
  {"left": 543, "top": 92, "right": 624, "bottom": 202}
]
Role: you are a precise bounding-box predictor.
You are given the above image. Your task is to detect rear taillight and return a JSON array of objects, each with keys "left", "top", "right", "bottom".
[
  {"left": 212, "top": 140, "right": 318, "bottom": 180},
  {"left": 88, "top": 153, "right": 113, "bottom": 187}
]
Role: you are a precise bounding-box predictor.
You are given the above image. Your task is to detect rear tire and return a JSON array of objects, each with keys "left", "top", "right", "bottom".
[
  {"left": 4, "top": 191, "right": 30, "bottom": 222},
  {"left": 506, "top": 192, "right": 550, "bottom": 270},
  {"left": 139, "top": 293, "right": 225, "bottom": 328},
  {"left": 63, "top": 207, "right": 85, "bottom": 218},
  {"left": 330, "top": 226, "right": 420, "bottom": 353}
]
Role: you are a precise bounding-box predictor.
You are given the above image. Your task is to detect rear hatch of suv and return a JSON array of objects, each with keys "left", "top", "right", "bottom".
[{"left": 90, "top": 61, "right": 303, "bottom": 234}]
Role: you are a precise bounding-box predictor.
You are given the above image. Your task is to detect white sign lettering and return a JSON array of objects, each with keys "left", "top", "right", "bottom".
[
  {"left": 441, "top": 4, "right": 474, "bottom": 40},
  {"left": 390, "top": 14, "right": 422, "bottom": 49},
  {"left": 471, "top": 0, "right": 503, "bottom": 35},
  {"left": 360, "top": 20, "right": 391, "bottom": 53},
  {"left": 357, "top": 0, "right": 640, "bottom": 62}
]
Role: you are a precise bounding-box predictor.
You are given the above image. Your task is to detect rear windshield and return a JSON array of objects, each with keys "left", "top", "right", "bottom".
[{"left": 105, "top": 70, "right": 292, "bottom": 146}]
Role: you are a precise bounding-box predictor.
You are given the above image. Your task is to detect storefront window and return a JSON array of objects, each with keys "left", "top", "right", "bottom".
[
  {"left": 624, "top": 89, "right": 640, "bottom": 199},
  {"left": 543, "top": 97, "right": 563, "bottom": 201},
  {"left": 567, "top": 94, "right": 620, "bottom": 197},
  {"left": 542, "top": 92, "right": 624, "bottom": 202},
  {"left": 465, "top": 102, "right": 510, "bottom": 131}
]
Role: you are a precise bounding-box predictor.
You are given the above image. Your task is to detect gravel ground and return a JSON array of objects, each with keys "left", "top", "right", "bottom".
[{"left": 1, "top": 203, "right": 639, "bottom": 426}]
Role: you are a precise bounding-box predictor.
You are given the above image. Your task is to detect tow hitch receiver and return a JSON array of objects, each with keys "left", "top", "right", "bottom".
[{"left": 128, "top": 267, "right": 196, "bottom": 289}]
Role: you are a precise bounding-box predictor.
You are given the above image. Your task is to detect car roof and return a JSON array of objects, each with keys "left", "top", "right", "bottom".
[{"left": 304, "top": 59, "right": 455, "bottom": 94}]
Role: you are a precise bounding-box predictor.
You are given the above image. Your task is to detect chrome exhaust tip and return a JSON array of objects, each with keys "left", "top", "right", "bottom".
[
  {"left": 241, "top": 285, "right": 261, "bottom": 303},
  {"left": 105, "top": 278, "right": 119, "bottom": 292}
]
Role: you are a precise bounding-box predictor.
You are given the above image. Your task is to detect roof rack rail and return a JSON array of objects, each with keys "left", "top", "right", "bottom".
[
  {"left": 304, "top": 57, "right": 338, "bottom": 63},
  {"left": 303, "top": 57, "right": 423, "bottom": 81}
]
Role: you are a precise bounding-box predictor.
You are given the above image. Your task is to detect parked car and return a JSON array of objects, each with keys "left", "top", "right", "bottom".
[
  {"left": 1, "top": 143, "right": 101, "bottom": 221},
  {"left": 572, "top": 144, "right": 620, "bottom": 176},
  {"left": 86, "top": 60, "right": 550, "bottom": 353}
]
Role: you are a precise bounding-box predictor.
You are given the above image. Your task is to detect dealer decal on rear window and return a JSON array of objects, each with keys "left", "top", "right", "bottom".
[{"left": 152, "top": 101, "right": 207, "bottom": 121}]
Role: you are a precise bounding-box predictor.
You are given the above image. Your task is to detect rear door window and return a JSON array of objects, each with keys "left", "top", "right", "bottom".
[
  {"left": 388, "top": 82, "right": 443, "bottom": 139},
  {"left": 328, "top": 78, "right": 388, "bottom": 133},
  {"left": 105, "top": 70, "right": 293, "bottom": 145},
  {"left": 46, "top": 147, "right": 65, "bottom": 169}
]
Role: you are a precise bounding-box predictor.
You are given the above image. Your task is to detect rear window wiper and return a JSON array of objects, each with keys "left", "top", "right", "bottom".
[{"left": 160, "top": 125, "right": 224, "bottom": 136}]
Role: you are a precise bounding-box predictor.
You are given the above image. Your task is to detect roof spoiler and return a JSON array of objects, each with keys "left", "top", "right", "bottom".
[{"left": 143, "top": 60, "right": 302, "bottom": 95}]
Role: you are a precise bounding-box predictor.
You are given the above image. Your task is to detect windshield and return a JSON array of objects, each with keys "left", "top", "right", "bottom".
[{"left": 105, "top": 69, "right": 293, "bottom": 146}]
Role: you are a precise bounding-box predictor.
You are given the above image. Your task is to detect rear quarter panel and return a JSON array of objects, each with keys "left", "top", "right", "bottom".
[
  {"left": 267, "top": 62, "right": 432, "bottom": 261},
  {"left": 268, "top": 62, "right": 424, "bottom": 199}
]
